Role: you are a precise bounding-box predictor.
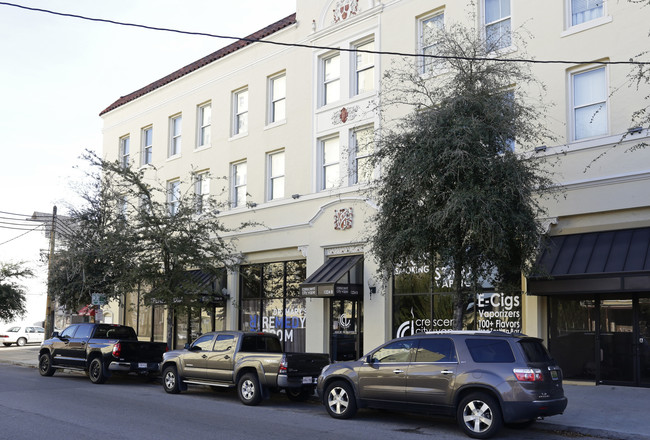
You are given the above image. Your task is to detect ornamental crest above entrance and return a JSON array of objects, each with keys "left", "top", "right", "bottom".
[{"left": 333, "top": 0, "right": 359, "bottom": 23}]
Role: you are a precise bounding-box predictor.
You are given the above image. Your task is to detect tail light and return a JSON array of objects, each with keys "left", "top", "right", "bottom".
[
  {"left": 112, "top": 342, "right": 122, "bottom": 358},
  {"left": 513, "top": 368, "right": 544, "bottom": 382},
  {"left": 278, "top": 355, "right": 288, "bottom": 375}
]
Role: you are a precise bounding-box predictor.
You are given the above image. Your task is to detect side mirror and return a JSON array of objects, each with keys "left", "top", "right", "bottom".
[
  {"left": 188, "top": 344, "right": 202, "bottom": 352},
  {"left": 52, "top": 331, "right": 60, "bottom": 339},
  {"left": 365, "top": 355, "right": 375, "bottom": 364},
  {"left": 184, "top": 343, "right": 191, "bottom": 350}
]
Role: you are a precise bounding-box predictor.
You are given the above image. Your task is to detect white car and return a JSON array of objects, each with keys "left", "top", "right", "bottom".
[{"left": 0, "top": 325, "right": 45, "bottom": 346}]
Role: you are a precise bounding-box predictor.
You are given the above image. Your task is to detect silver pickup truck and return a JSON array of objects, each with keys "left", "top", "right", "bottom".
[{"left": 160, "top": 331, "right": 330, "bottom": 405}]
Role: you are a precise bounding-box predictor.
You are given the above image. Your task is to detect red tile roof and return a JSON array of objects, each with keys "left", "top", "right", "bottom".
[{"left": 99, "top": 13, "right": 297, "bottom": 116}]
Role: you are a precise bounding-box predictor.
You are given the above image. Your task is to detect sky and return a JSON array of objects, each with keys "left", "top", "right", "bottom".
[{"left": 0, "top": 0, "right": 297, "bottom": 326}]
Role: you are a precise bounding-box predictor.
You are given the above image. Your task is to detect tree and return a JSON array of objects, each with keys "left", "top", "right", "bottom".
[
  {"left": 370, "top": 21, "right": 556, "bottom": 329},
  {"left": 0, "top": 262, "right": 33, "bottom": 322},
  {"left": 50, "top": 152, "right": 243, "bottom": 347}
]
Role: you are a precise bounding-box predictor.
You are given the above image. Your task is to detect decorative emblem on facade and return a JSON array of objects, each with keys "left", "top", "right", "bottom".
[
  {"left": 331, "top": 106, "right": 360, "bottom": 125},
  {"left": 333, "top": 0, "right": 359, "bottom": 23},
  {"left": 334, "top": 208, "right": 353, "bottom": 231}
]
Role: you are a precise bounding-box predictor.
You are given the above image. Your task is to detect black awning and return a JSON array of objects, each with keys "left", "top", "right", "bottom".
[
  {"left": 300, "top": 255, "right": 363, "bottom": 298},
  {"left": 528, "top": 227, "right": 650, "bottom": 295}
]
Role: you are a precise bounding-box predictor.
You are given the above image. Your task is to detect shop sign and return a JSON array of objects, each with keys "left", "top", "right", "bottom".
[{"left": 248, "top": 305, "right": 306, "bottom": 343}]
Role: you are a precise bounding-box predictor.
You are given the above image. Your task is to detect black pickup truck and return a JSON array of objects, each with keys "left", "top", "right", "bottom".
[
  {"left": 161, "top": 331, "right": 330, "bottom": 405},
  {"left": 38, "top": 323, "right": 168, "bottom": 384}
]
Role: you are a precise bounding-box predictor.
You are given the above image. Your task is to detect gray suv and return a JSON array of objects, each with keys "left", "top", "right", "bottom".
[{"left": 317, "top": 331, "right": 567, "bottom": 439}]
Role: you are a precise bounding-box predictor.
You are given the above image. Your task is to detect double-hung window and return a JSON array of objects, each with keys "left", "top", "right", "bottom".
[
  {"left": 169, "top": 115, "right": 182, "bottom": 157},
  {"left": 197, "top": 103, "right": 211, "bottom": 148},
  {"left": 167, "top": 180, "right": 180, "bottom": 216},
  {"left": 269, "top": 74, "right": 286, "bottom": 124},
  {"left": 484, "top": 0, "right": 511, "bottom": 50},
  {"left": 194, "top": 171, "right": 210, "bottom": 214},
  {"left": 321, "top": 136, "right": 340, "bottom": 190},
  {"left": 142, "top": 127, "right": 153, "bottom": 165},
  {"left": 352, "top": 126, "right": 374, "bottom": 184},
  {"left": 322, "top": 53, "right": 341, "bottom": 106},
  {"left": 268, "top": 151, "right": 285, "bottom": 201},
  {"left": 233, "top": 89, "right": 249, "bottom": 136},
  {"left": 119, "top": 136, "right": 130, "bottom": 168},
  {"left": 571, "top": 0, "right": 603, "bottom": 26},
  {"left": 354, "top": 40, "right": 374, "bottom": 95},
  {"left": 419, "top": 13, "right": 444, "bottom": 75},
  {"left": 232, "top": 161, "right": 247, "bottom": 208},
  {"left": 572, "top": 66, "right": 608, "bottom": 140}
]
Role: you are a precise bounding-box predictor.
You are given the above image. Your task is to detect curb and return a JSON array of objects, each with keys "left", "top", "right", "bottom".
[{"left": 535, "top": 421, "right": 650, "bottom": 440}]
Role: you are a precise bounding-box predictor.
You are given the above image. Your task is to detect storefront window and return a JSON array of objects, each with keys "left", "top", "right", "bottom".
[
  {"left": 548, "top": 297, "right": 596, "bottom": 381},
  {"left": 392, "top": 268, "right": 521, "bottom": 337},
  {"left": 239, "top": 260, "right": 307, "bottom": 352}
]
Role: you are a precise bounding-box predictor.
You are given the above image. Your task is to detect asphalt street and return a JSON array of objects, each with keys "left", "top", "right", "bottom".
[{"left": 0, "top": 356, "right": 606, "bottom": 440}]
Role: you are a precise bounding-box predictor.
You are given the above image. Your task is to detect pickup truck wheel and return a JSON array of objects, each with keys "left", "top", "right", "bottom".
[
  {"left": 238, "top": 373, "right": 262, "bottom": 406},
  {"left": 163, "top": 366, "right": 181, "bottom": 394},
  {"left": 286, "top": 386, "right": 313, "bottom": 402},
  {"left": 457, "top": 392, "right": 503, "bottom": 439},
  {"left": 89, "top": 357, "right": 107, "bottom": 384},
  {"left": 325, "top": 381, "right": 357, "bottom": 419},
  {"left": 38, "top": 353, "right": 55, "bottom": 377}
]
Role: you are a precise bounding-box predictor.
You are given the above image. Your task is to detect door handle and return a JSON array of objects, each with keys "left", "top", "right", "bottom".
[
  {"left": 393, "top": 369, "right": 404, "bottom": 374},
  {"left": 202, "top": 354, "right": 208, "bottom": 359},
  {"left": 224, "top": 355, "right": 230, "bottom": 360},
  {"left": 441, "top": 370, "right": 453, "bottom": 375}
]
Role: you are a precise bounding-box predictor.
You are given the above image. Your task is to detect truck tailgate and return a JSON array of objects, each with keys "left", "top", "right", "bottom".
[
  {"left": 284, "top": 353, "right": 330, "bottom": 377},
  {"left": 116, "top": 341, "right": 167, "bottom": 362}
]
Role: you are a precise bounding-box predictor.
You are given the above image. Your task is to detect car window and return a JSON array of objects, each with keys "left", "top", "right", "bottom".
[
  {"left": 415, "top": 338, "right": 457, "bottom": 363},
  {"left": 60, "top": 325, "right": 79, "bottom": 339},
  {"left": 7, "top": 327, "right": 20, "bottom": 332},
  {"left": 371, "top": 340, "right": 414, "bottom": 363},
  {"left": 214, "top": 334, "right": 235, "bottom": 352},
  {"left": 93, "top": 325, "right": 138, "bottom": 340},
  {"left": 26, "top": 327, "right": 34, "bottom": 333},
  {"left": 519, "top": 339, "right": 552, "bottom": 362},
  {"left": 465, "top": 338, "right": 515, "bottom": 363},
  {"left": 191, "top": 334, "right": 215, "bottom": 351},
  {"left": 74, "top": 325, "right": 94, "bottom": 340},
  {"left": 240, "top": 335, "right": 282, "bottom": 353},
  {"left": 36, "top": 327, "right": 44, "bottom": 334}
]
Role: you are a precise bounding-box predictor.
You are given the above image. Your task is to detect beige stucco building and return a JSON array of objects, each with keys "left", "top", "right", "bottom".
[{"left": 100, "top": 0, "right": 650, "bottom": 386}]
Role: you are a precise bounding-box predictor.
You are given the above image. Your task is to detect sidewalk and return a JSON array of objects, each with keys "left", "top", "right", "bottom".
[{"left": 1, "top": 346, "right": 649, "bottom": 439}]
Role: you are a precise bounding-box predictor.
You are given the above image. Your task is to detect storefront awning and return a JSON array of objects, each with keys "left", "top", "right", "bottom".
[
  {"left": 300, "top": 255, "right": 363, "bottom": 298},
  {"left": 528, "top": 227, "right": 650, "bottom": 295}
]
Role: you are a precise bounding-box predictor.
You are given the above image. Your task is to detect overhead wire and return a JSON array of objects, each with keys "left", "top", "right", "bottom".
[{"left": 0, "top": 1, "right": 648, "bottom": 66}]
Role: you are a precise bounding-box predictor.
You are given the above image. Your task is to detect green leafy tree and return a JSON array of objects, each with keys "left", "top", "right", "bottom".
[
  {"left": 0, "top": 262, "right": 33, "bottom": 322},
  {"left": 51, "top": 152, "right": 243, "bottom": 347},
  {"left": 370, "top": 21, "right": 556, "bottom": 329}
]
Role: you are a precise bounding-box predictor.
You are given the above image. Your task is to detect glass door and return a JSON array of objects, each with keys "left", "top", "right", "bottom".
[
  {"left": 599, "top": 298, "right": 634, "bottom": 384},
  {"left": 639, "top": 298, "right": 650, "bottom": 387},
  {"left": 330, "top": 299, "right": 363, "bottom": 361}
]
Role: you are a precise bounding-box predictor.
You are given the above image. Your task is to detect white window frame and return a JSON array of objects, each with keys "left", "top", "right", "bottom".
[
  {"left": 418, "top": 12, "right": 444, "bottom": 75},
  {"left": 233, "top": 88, "right": 249, "bottom": 136},
  {"left": 197, "top": 103, "right": 211, "bottom": 149},
  {"left": 320, "top": 136, "right": 340, "bottom": 190},
  {"left": 119, "top": 135, "right": 130, "bottom": 168},
  {"left": 232, "top": 161, "right": 247, "bottom": 208},
  {"left": 267, "top": 150, "right": 285, "bottom": 201},
  {"left": 142, "top": 126, "right": 153, "bottom": 166},
  {"left": 483, "top": 0, "right": 512, "bottom": 51},
  {"left": 571, "top": 65, "right": 609, "bottom": 141},
  {"left": 353, "top": 39, "right": 375, "bottom": 95},
  {"left": 321, "top": 52, "right": 341, "bottom": 107},
  {"left": 167, "top": 179, "right": 180, "bottom": 216},
  {"left": 569, "top": 0, "right": 605, "bottom": 27},
  {"left": 350, "top": 125, "right": 374, "bottom": 185},
  {"left": 169, "top": 114, "right": 182, "bottom": 157},
  {"left": 194, "top": 171, "right": 210, "bottom": 214},
  {"left": 268, "top": 73, "right": 286, "bottom": 125}
]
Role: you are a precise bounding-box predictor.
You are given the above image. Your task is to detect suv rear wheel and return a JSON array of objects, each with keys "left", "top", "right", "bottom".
[
  {"left": 324, "top": 381, "right": 357, "bottom": 419},
  {"left": 457, "top": 392, "right": 503, "bottom": 439}
]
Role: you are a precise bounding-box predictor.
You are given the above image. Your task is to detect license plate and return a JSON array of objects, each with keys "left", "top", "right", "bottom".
[
  {"left": 138, "top": 363, "right": 147, "bottom": 369},
  {"left": 302, "top": 376, "right": 315, "bottom": 384},
  {"left": 550, "top": 370, "right": 559, "bottom": 380}
]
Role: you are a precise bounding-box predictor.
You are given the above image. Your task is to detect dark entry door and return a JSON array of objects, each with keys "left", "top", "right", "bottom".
[
  {"left": 599, "top": 296, "right": 650, "bottom": 387},
  {"left": 330, "top": 299, "right": 363, "bottom": 361}
]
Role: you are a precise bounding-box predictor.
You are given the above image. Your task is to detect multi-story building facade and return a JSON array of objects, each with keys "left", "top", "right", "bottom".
[{"left": 101, "top": 0, "right": 650, "bottom": 386}]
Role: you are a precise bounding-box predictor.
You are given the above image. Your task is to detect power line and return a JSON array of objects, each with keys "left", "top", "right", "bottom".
[
  {"left": 0, "top": 224, "right": 42, "bottom": 246},
  {"left": 1, "top": 1, "right": 648, "bottom": 66}
]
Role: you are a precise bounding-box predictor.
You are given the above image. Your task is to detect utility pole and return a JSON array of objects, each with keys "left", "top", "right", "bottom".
[{"left": 44, "top": 205, "right": 56, "bottom": 337}]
